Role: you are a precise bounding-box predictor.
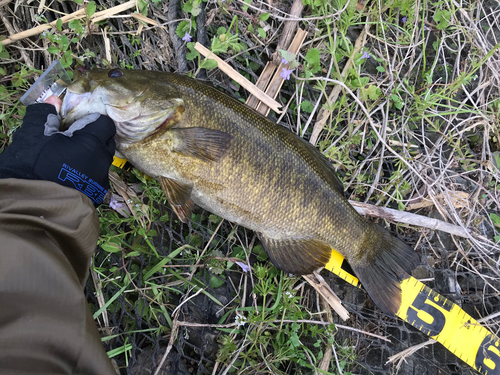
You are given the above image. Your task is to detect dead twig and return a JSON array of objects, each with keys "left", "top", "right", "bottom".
[
  {"left": 271, "top": 0, "right": 304, "bottom": 65},
  {"left": 154, "top": 316, "right": 180, "bottom": 375},
  {"left": 302, "top": 272, "right": 350, "bottom": 321},
  {"left": 1, "top": 0, "right": 136, "bottom": 45},
  {"left": 254, "top": 29, "right": 307, "bottom": 116},
  {"left": 318, "top": 296, "right": 335, "bottom": 373},
  {"left": 386, "top": 339, "right": 436, "bottom": 370},
  {"left": 349, "top": 200, "right": 471, "bottom": 238},
  {"left": 195, "top": 42, "right": 282, "bottom": 113}
]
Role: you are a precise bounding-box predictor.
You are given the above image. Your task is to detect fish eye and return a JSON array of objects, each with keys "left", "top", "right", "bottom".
[{"left": 108, "top": 68, "right": 124, "bottom": 78}]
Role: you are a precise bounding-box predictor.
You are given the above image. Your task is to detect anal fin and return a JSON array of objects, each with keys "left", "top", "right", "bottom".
[{"left": 258, "top": 235, "right": 331, "bottom": 275}]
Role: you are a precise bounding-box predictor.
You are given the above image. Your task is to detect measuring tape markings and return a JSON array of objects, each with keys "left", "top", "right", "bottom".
[
  {"left": 325, "top": 250, "right": 362, "bottom": 288},
  {"left": 325, "top": 249, "right": 500, "bottom": 375}
]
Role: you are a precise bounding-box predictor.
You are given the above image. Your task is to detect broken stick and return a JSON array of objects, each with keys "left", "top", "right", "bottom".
[
  {"left": 1, "top": 0, "right": 136, "bottom": 46},
  {"left": 194, "top": 42, "right": 282, "bottom": 113}
]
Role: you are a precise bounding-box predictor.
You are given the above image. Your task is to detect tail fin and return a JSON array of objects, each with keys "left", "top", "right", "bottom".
[{"left": 350, "top": 224, "right": 419, "bottom": 316}]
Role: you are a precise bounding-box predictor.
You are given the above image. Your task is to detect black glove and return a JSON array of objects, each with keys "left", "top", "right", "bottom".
[{"left": 0, "top": 104, "right": 116, "bottom": 207}]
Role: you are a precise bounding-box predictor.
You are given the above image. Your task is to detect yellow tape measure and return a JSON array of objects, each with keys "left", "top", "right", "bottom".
[
  {"left": 325, "top": 249, "right": 500, "bottom": 375},
  {"left": 112, "top": 156, "right": 130, "bottom": 169}
]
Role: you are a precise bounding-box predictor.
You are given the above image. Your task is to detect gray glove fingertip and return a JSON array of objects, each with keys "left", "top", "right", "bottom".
[
  {"left": 43, "top": 113, "right": 62, "bottom": 136},
  {"left": 62, "top": 113, "right": 102, "bottom": 137}
]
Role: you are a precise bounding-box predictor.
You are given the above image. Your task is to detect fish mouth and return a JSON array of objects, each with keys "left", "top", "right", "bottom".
[{"left": 61, "top": 90, "right": 91, "bottom": 119}]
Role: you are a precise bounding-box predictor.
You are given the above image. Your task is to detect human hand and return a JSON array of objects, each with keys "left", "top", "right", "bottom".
[{"left": 0, "top": 96, "right": 116, "bottom": 207}]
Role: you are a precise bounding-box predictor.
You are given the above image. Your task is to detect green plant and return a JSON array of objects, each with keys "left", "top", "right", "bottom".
[
  {"left": 41, "top": 2, "right": 96, "bottom": 69},
  {"left": 490, "top": 213, "right": 500, "bottom": 243},
  {"left": 215, "top": 263, "right": 352, "bottom": 373}
]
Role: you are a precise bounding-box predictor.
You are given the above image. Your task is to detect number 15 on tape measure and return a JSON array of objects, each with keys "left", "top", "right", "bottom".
[
  {"left": 399, "top": 277, "right": 500, "bottom": 375},
  {"left": 325, "top": 250, "right": 500, "bottom": 375}
]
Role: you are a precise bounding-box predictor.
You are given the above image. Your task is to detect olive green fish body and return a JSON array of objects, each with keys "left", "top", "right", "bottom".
[
  {"left": 123, "top": 76, "right": 366, "bottom": 254},
  {"left": 62, "top": 69, "right": 419, "bottom": 316}
]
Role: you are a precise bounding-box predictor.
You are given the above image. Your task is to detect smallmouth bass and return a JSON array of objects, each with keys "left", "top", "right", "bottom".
[{"left": 62, "top": 68, "right": 419, "bottom": 316}]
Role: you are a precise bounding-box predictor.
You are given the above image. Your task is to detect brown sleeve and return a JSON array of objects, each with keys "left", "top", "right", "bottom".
[{"left": 0, "top": 178, "right": 116, "bottom": 374}]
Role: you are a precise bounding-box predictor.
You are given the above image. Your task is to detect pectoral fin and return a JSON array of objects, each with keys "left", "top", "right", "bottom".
[
  {"left": 258, "top": 235, "right": 332, "bottom": 275},
  {"left": 171, "top": 128, "right": 232, "bottom": 162},
  {"left": 160, "top": 177, "right": 193, "bottom": 206}
]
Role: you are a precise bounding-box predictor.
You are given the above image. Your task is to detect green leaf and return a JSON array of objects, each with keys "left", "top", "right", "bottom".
[
  {"left": 60, "top": 34, "right": 70, "bottom": 50},
  {"left": 209, "top": 214, "right": 222, "bottom": 224},
  {"left": 86, "top": 1, "right": 96, "bottom": 17},
  {"left": 289, "top": 332, "right": 300, "bottom": 348},
  {"left": 376, "top": 66, "right": 385, "bottom": 73},
  {"left": 183, "top": 0, "right": 193, "bottom": 13},
  {"left": 300, "top": 100, "right": 314, "bottom": 113},
  {"left": 176, "top": 21, "right": 190, "bottom": 38},
  {"left": 185, "top": 42, "right": 200, "bottom": 61},
  {"left": 0, "top": 51, "right": 9, "bottom": 59},
  {"left": 305, "top": 48, "right": 321, "bottom": 73},
  {"left": 56, "top": 18, "right": 63, "bottom": 32},
  {"left": 101, "top": 243, "right": 122, "bottom": 253},
  {"left": 93, "top": 285, "right": 128, "bottom": 319},
  {"left": 73, "top": 0, "right": 83, "bottom": 4},
  {"left": 366, "top": 85, "right": 381, "bottom": 100},
  {"left": 259, "top": 12, "right": 270, "bottom": 21},
  {"left": 252, "top": 245, "right": 268, "bottom": 261},
  {"left": 68, "top": 19, "right": 81, "bottom": 30},
  {"left": 242, "top": 0, "right": 250, "bottom": 12},
  {"left": 433, "top": 10, "right": 451, "bottom": 30},
  {"left": 202, "top": 58, "right": 218, "bottom": 70},
  {"left": 210, "top": 275, "right": 225, "bottom": 289},
  {"left": 191, "top": 1, "right": 201, "bottom": 16},
  {"left": 137, "top": 0, "right": 148, "bottom": 15},
  {"left": 142, "top": 246, "right": 185, "bottom": 281},
  {"left": 491, "top": 213, "right": 500, "bottom": 228},
  {"left": 47, "top": 46, "right": 60, "bottom": 54},
  {"left": 258, "top": 28, "right": 266, "bottom": 39}
]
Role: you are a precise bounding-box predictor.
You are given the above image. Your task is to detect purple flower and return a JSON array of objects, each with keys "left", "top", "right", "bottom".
[
  {"left": 235, "top": 261, "right": 250, "bottom": 273},
  {"left": 361, "top": 51, "right": 371, "bottom": 59},
  {"left": 280, "top": 68, "right": 294, "bottom": 80},
  {"left": 110, "top": 196, "right": 123, "bottom": 210},
  {"left": 281, "top": 57, "right": 288, "bottom": 64},
  {"left": 401, "top": 16, "right": 407, "bottom": 23},
  {"left": 182, "top": 32, "right": 192, "bottom": 42}
]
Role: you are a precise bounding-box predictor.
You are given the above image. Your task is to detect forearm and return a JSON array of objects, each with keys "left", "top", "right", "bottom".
[{"left": 0, "top": 179, "right": 115, "bottom": 374}]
